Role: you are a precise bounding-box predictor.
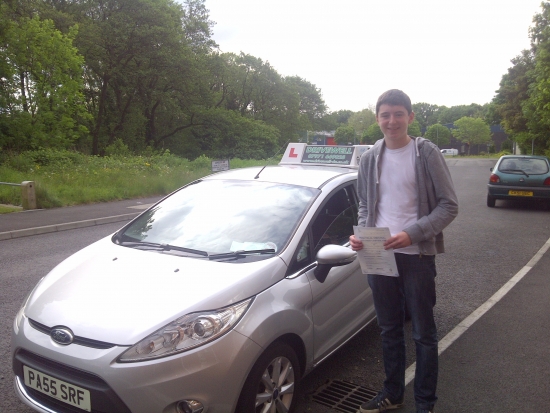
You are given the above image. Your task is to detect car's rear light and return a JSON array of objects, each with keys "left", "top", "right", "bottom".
[
  {"left": 489, "top": 174, "right": 500, "bottom": 183},
  {"left": 544, "top": 177, "right": 550, "bottom": 186}
]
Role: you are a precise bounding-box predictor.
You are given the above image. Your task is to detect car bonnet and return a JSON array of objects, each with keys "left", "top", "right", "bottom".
[{"left": 23, "top": 236, "right": 287, "bottom": 345}]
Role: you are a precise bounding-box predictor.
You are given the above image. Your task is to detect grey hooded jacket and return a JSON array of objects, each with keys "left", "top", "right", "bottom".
[{"left": 357, "top": 136, "right": 458, "bottom": 255}]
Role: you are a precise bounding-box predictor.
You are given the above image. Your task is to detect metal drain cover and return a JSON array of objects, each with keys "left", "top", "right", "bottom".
[{"left": 310, "top": 380, "right": 378, "bottom": 413}]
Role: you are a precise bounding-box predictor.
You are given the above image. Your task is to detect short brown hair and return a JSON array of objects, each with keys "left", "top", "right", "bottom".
[{"left": 376, "top": 89, "right": 412, "bottom": 115}]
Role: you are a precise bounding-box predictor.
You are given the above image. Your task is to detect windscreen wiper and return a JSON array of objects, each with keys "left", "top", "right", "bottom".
[
  {"left": 117, "top": 240, "right": 208, "bottom": 256},
  {"left": 208, "top": 249, "right": 276, "bottom": 260},
  {"left": 502, "top": 169, "right": 530, "bottom": 177}
]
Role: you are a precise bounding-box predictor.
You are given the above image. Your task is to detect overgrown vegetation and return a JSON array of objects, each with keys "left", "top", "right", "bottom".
[
  {"left": 0, "top": 149, "right": 277, "bottom": 209},
  {"left": 0, "top": 0, "right": 325, "bottom": 159},
  {"left": 492, "top": 1, "right": 550, "bottom": 157}
]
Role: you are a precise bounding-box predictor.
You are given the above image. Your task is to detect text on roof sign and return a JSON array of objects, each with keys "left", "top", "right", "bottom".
[{"left": 302, "top": 145, "right": 354, "bottom": 165}]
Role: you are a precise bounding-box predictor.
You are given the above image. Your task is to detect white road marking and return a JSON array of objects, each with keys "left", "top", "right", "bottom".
[
  {"left": 127, "top": 204, "right": 154, "bottom": 210},
  {"left": 405, "top": 237, "right": 550, "bottom": 384}
]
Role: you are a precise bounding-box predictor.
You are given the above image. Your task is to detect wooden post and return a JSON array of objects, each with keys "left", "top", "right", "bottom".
[{"left": 21, "top": 181, "right": 37, "bottom": 210}]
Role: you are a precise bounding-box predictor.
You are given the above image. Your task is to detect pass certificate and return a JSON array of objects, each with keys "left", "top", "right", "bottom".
[{"left": 353, "top": 226, "right": 399, "bottom": 277}]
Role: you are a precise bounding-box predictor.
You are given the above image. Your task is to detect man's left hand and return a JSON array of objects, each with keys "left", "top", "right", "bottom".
[{"left": 383, "top": 231, "right": 412, "bottom": 250}]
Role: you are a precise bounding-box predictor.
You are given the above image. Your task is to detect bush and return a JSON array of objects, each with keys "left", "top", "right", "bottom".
[{"left": 0, "top": 149, "right": 274, "bottom": 209}]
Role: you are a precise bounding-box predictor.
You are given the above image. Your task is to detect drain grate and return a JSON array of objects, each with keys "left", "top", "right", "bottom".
[{"left": 310, "top": 379, "right": 378, "bottom": 413}]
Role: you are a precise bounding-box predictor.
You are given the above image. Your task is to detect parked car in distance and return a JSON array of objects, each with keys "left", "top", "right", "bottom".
[
  {"left": 11, "top": 143, "right": 376, "bottom": 413},
  {"left": 440, "top": 148, "right": 458, "bottom": 156},
  {"left": 487, "top": 155, "right": 550, "bottom": 207}
]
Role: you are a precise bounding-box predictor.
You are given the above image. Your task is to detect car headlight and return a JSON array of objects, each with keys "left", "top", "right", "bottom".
[{"left": 118, "top": 298, "right": 253, "bottom": 362}]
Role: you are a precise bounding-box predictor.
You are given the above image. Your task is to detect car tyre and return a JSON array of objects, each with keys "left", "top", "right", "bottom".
[
  {"left": 487, "top": 195, "right": 496, "bottom": 208},
  {"left": 235, "top": 341, "right": 301, "bottom": 413}
]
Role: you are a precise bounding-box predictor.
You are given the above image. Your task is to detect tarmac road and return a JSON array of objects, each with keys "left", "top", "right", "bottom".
[{"left": 1, "top": 158, "right": 549, "bottom": 413}]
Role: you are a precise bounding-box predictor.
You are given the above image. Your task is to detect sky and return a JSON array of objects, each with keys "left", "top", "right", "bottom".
[{"left": 205, "top": 0, "right": 544, "bottom": 112}]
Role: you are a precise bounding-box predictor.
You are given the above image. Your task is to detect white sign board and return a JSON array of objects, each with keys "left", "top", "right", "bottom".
[{"left": 211, "top": 159, "right": 230, "bottom": 172}]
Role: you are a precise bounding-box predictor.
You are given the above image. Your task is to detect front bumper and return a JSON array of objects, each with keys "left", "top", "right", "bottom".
[{"left": 12, "top": 316, "right": 262, "bottom": 413}]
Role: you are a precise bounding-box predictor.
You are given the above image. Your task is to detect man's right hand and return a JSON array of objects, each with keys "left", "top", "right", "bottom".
[{"left": 349, "top": 235, "right": 363, "bottom": 251}]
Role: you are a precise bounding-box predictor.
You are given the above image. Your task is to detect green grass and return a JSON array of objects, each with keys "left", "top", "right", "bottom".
[
  {"left": 0, "top": 150, "right": 278, "bottom": 212},
  {"left": 0, "top": 204, "right": 22, "bottom": 214}
]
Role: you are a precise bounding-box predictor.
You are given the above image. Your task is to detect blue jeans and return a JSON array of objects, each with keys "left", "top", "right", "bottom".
[{"left": 367, "top": 253, "right": 438, "bottom": 410}]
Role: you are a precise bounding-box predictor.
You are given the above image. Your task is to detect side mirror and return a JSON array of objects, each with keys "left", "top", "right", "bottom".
[{"left": 313, "top": 244, "right": 357, "bottom": 283}]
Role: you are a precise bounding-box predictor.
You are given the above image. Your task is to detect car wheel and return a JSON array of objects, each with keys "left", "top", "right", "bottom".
[
  {"left": 235, "top": 341, "right": 301, "bottom": 413},
  {"left": 487, "top": 195, "right": 496, "bottom": 208}
]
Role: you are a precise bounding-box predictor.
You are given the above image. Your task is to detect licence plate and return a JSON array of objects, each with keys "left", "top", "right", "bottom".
[
  {"left": 23, "top": 365, "right": 91, "bottom": 412},
  {"left": 509, "top": 190, "right": 533, "bottom": 196}
]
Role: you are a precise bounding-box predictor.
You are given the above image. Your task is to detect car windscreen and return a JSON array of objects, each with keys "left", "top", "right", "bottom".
[{"left": 117, "top": 179, "right": 319, "bottom": 255}]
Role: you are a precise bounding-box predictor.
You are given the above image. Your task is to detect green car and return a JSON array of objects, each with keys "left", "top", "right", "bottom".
[{"left": 487, "top": 155, "right": 550, "bottom": 207}]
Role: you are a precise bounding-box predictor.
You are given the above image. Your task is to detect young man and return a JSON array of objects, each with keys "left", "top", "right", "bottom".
[{"left": 349, "top": 89, "right": 458, "bottom": 413}]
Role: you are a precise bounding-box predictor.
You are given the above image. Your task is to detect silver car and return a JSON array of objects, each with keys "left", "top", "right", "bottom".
[{"left": 12, "top": 143, "right": 376, "bottom": 413}]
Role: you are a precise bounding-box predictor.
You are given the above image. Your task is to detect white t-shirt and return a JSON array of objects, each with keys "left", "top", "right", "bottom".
[{"left": 375, "top": 139, "right": 420, "bottom": 254}]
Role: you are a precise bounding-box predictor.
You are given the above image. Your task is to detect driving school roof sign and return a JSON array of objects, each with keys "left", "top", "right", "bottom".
[{"left": 279, "top": 143, "right": 372, "bottom": 168}]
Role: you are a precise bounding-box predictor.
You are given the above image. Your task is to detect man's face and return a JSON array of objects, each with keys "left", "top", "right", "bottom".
[{"left": 376, "top": 104, "right": 415, "bottom": 146}]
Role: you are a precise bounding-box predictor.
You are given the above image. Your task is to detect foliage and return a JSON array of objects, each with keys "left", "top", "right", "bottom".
[
  {"left": 0, "top": 13, "right": 89, "bottom": 151},
  {"left": 334, "top": 125, "right": 357, "bottom": 145},
  {"left": 492, "top": 2, "right": 550, "bottom": 155},
  {"left": 408, "top": 120, "right": 421, "bottom": 137},
  {"left": 0, "top": 149, "right": 275, "bottom": 208},
  {"left": 347, "top": 109, "right": 376, "bottom": 137},
  {"left": 412, "top": 102, "right": 441, "bottom": 131},
  {"left": 319, "top": 109, "right": 354, "bottom": 132},
  {"left": 453, "top": 117, "right": 491, "bottom": 155},
  {"left": 0, "top": 0, "right": 328, "bottom": 159},
  {"left": 362, "top": 123, "right": 383, "bottom": 144},
  {"left": 438, "top": 104, "right": 485, "bottom": 125},
  {"left": 424, "top": 124, "right": 451, "bottom": 147}
]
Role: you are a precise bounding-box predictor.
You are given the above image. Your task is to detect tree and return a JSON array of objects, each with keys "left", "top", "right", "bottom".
[
  {"left": 362, "top": 123, "right": 383, "bottom": 144},
  {"left": 319, "top": 109, "right": 353, "bottom": 131},
  {"left": 180, "top": 0, "right": 216, "bottom": 52},
  {"left": 347, "top": 109, "right": 376, "bottom": 137},
  {"left": 412, "top": 102, "right": 441, "bottom": 131},
  {"left": 0, "top": 14, "right": 88, "bottom": 151},
  {"left": 438, "top": 104, "right": 484, "bottom": 125},
  {"left": 334, "top": 125, "right": 356, "bottom": 145},
  {"left": 493, "top": 50, "right": 534, "bottom": 136},
  {"left": 453, "top": 117, "right": 491, "bottom": 155},
  {"left": 521, "top": 1, "right": 550, "bottom": 155},
  {"left": 424, "top": 124, "right": 451, "bottom": 147},
  {"left": 284, "top": 75, "right": 327, "bottom": 132},
  {"left": 408, "top": 120, "right": 421, "bottom": 137}
]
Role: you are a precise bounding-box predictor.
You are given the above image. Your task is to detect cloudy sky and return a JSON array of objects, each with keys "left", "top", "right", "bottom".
[{"left": 205, "top": 0, "right": 543, "bottom": 112}]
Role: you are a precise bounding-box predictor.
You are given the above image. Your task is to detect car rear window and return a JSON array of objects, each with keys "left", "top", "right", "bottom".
[{"left": 498, "top": 158, "right": 549, "bottom": 174}]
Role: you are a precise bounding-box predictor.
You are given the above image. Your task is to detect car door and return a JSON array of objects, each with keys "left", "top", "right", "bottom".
[{"left": 288, "top": 184, "right": 375, "bottom": 363}]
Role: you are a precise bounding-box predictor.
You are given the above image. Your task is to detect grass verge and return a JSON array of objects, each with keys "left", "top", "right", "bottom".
[{"left": 0, "top": 150, "right": 278, "bottom": 213}]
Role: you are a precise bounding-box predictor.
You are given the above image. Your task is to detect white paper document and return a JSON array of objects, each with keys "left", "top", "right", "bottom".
[{"left": 353, "top": 226, "right": 399, "bottom": 277}]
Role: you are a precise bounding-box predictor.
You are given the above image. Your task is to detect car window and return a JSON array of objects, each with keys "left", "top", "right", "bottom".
[
  {"left": 286, "top": 185, "right": 358, "bottom": 275},
  {"left": 287, "top": 234, "right": 311, "bottom": 275},
  {"left": 312, "top": 186, "right": 358, "bottom": 254},
  {"left": 119, "top": 180, "right": 319, "bottom": 256},
  {"left": 498, "top": 158, "right": 549, "bottom": 174}
]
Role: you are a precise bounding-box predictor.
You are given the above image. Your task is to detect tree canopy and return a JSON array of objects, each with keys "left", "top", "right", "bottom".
[
  {"left": 0, "top": 0, "right": 327, "bottom": 159},
  {"left": 424, "top": 124, "right": 451, "bottom": 147},
  {"left": 453, "top": 117, "right": 491, "bottom": 155},
  {"left": 5, "top": 0, "right": 549, "bottom": 158},
  {"left": 492, "top": 1, "right": 550, "bottom": 155}
]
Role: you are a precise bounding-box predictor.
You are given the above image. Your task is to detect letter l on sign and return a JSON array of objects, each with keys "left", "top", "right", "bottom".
[{"left": 289, "top": 148, "right": 298, "bottom": 158}]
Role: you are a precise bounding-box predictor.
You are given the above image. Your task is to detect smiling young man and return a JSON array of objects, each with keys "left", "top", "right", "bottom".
[{"left": 349, "top": 89, "right": 458, "bottom": 413}]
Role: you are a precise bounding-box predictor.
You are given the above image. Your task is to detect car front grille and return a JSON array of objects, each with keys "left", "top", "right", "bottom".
[
  {"left": 13, "top": 349, "right": 131, "bottom": 413},
  {"left": 29, "top": 319, "right": 117, "bottom": 350}
]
